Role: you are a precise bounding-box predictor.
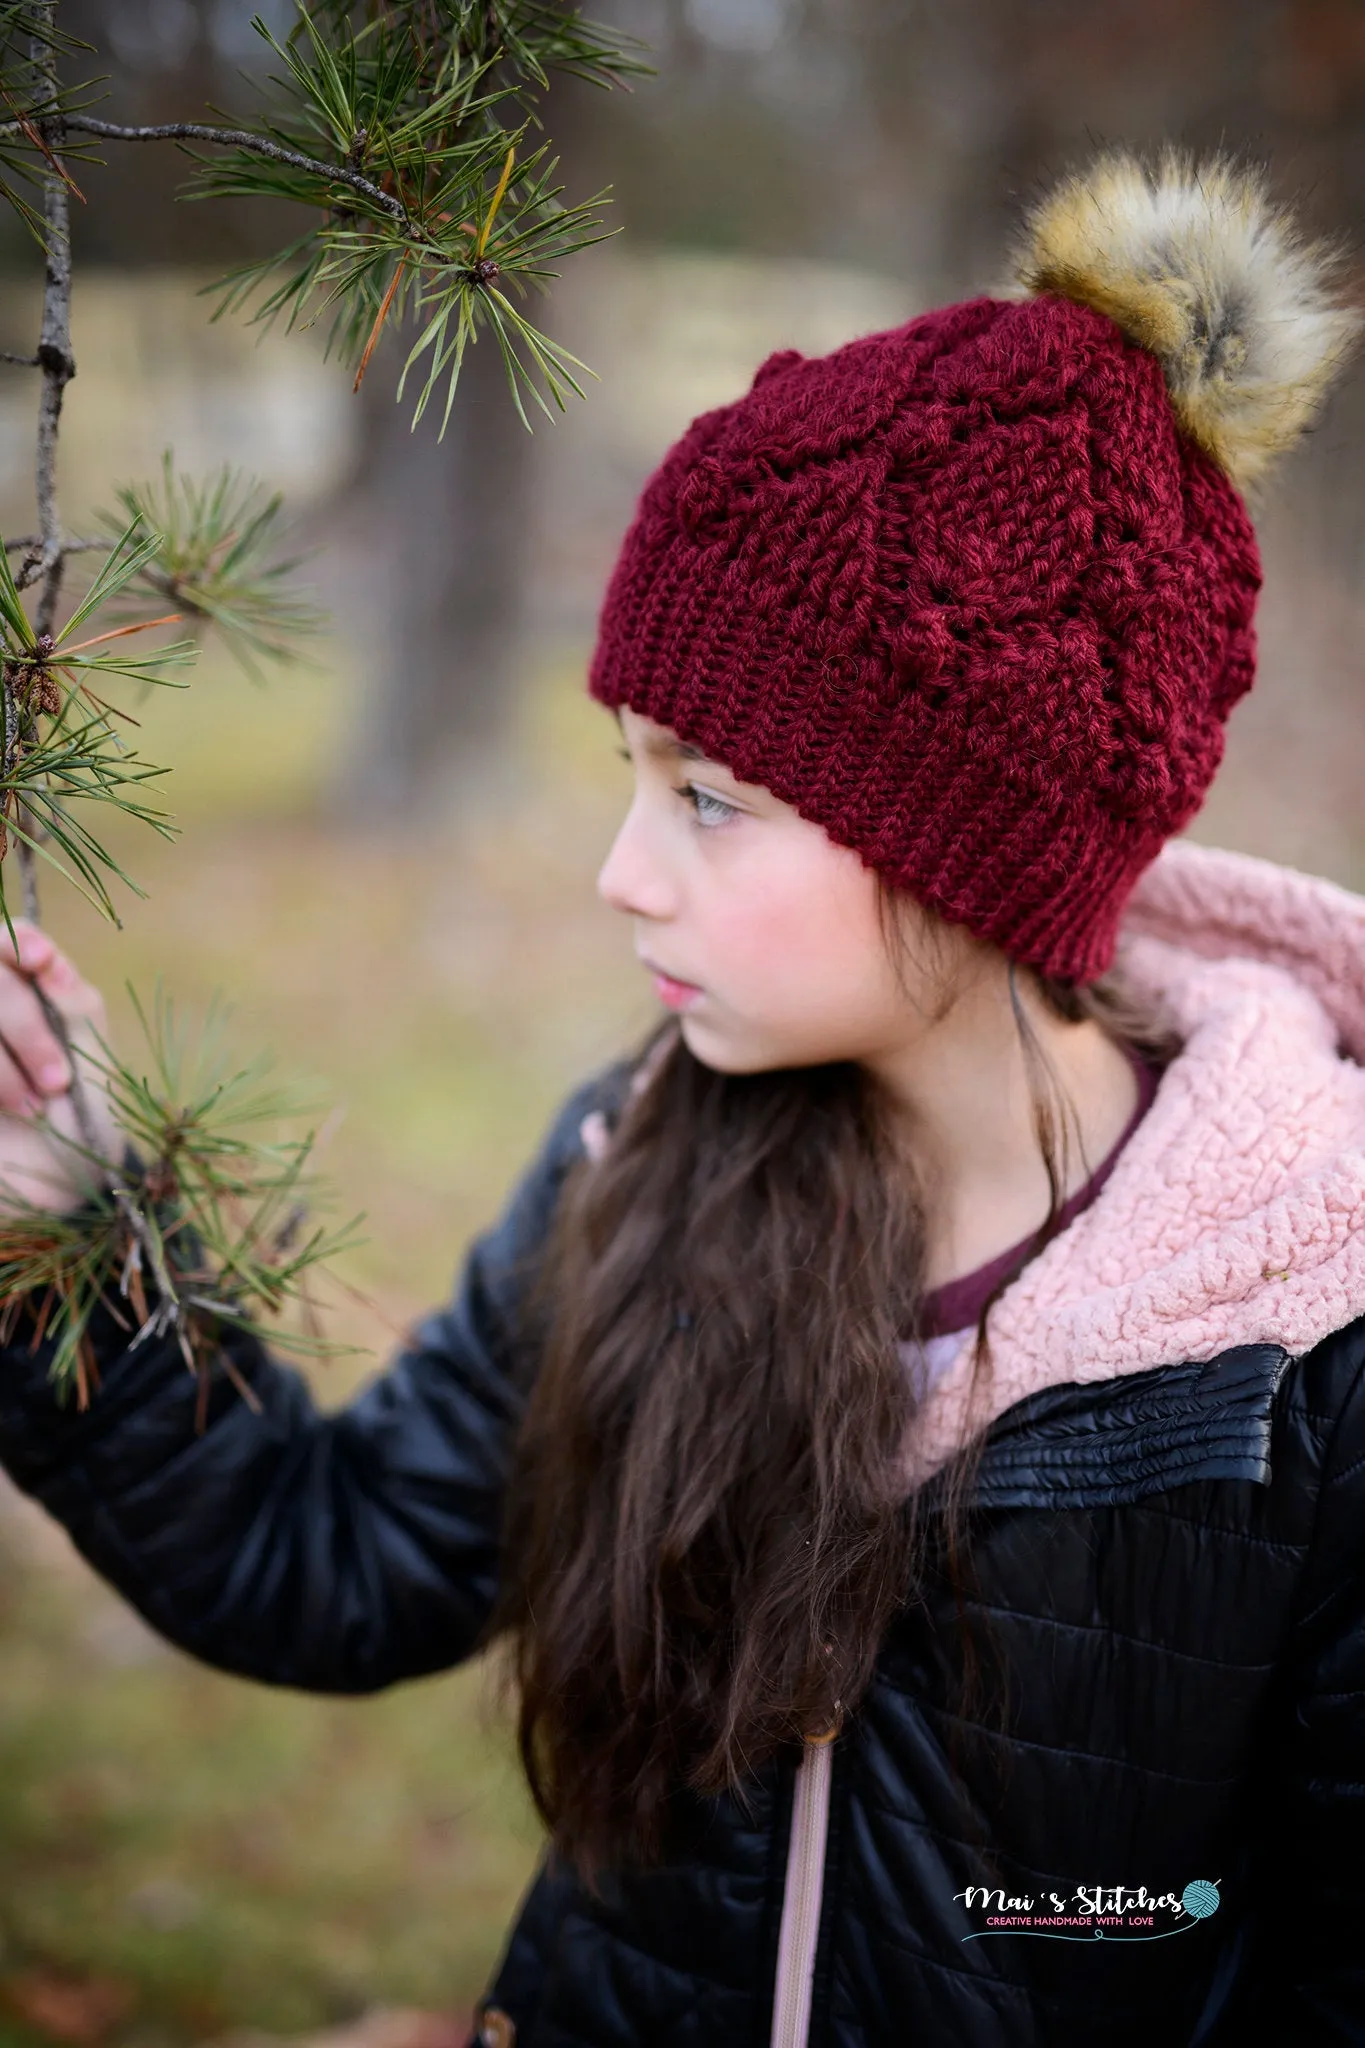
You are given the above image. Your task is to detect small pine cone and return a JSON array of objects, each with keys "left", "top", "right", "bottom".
[{"left": 13, "top": 658, "right": 61, "bottom": 716}]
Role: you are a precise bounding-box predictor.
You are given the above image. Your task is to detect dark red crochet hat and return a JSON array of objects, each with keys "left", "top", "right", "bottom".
[{"left": 587, "top": 149, "right": 1359, "bottom": 980}]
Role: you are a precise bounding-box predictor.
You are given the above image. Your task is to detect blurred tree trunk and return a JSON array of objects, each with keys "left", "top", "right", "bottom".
[
  {"left": 325, "top": 49, "right": 611, "bottom": 824},
  {"left": 328, "top": 320, "right": 534, "bottom": 822}
]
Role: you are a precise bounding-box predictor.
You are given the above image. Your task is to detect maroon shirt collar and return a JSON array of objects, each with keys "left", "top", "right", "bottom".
[{"left": 917, "top": 1050, "right": 1162, "bottom": 1341}]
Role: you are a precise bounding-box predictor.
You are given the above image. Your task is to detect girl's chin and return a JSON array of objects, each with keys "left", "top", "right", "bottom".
[
  {"left": 678, "top": 1012, "right": 798, "bottom": 1075},
  {"left": 682, "top": 1009, "right": 873, "bottom": 1076},
  {"left": 677, "top": 1010, "right": 745, "bottom": 1070}
]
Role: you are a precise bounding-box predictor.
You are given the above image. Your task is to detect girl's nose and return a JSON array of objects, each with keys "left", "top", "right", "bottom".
[{"left": 596, "top": 804, "right": 676, "bottom": 921}]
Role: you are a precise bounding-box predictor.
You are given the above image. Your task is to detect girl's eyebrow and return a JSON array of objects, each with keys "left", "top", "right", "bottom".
[{"left": 615, "top": 716, "right": 718, "bottom": 768}]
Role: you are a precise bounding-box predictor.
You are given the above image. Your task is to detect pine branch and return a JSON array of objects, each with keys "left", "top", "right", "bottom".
[
  {"left": 0, "top": 10, "right": 355, "bottom": 1391},
  {"left": 5, "top": 532, "right": 107, "bottom": 593},
  {"left": 306, "top": 0, "right": 655, "bottom": 94},
  {"left": 0, "top": 523, "right": 198, "bottom": 913},
  {"left": 0, "top": 1, "right": 93, "bottom": 244},
  {"left": 158, "top": 10, "right": 616, "bottom": 430},
  {"left": 0, "top": 0, "right": 647, "bottom": 1402},
  {"left": 55, "top": 114, "right": 419, "bottom": 232},
  {"left": 0, "top": 986, "right": 367, "bottom": 1398},
  {"left": 97, "top": 455, "right": 325, "bottom": 683},
  {"left": 3, "top": 6, "right": 639, "bottom": 429},
  {"left": 0, "top": 9, "right": 206, "bottom": 1369}
]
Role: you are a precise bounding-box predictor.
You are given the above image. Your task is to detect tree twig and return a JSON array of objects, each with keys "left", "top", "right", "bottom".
[
  {"left": 4, "top": 534, "right": 107, "bottom": 554},
  {"left": 60, "top": 116, "right": 417, "bottom": 233},
  {"left": 30, "top": 23, "right": 73, "bottom": 645},
  {"left": 0, "top": 350, "right": 38, "bottom": 366},
  {"left": 10, "top": 3, "right": 75, "bottom": 912},
  {"left": 7, "top": 534, "right": 107, "bottom": 595}
]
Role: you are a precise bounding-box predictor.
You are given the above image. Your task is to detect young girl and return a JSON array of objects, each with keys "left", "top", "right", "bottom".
[{"left": 0, "top": 146, "right": 1362, "bottom": 2048}]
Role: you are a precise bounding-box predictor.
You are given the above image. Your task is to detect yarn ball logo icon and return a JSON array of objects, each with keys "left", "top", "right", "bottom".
[{"left": 1181, "top": 1880, "right": 1221, "bottom": 1921}]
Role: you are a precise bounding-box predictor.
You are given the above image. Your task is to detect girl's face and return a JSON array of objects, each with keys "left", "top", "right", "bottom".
[{"left": 597, "top": 707, "right": 966, "bottom": 1074}]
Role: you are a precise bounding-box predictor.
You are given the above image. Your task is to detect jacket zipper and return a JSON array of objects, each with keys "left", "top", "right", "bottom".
[{"left": 769, "top": 1723, "right": 838, "bottom": 2048}]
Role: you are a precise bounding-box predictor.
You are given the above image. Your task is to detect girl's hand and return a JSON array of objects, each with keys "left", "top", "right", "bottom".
[{"left": 0, "top": 921, "right": 121, "bottom": 1216}]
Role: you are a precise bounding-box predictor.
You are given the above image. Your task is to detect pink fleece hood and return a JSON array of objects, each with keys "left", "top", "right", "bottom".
[{"left": 905, "top": 837, "right": 1365, "bottom": 1483}]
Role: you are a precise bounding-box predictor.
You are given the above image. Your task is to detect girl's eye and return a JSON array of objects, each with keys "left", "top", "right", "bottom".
[
  {"left": 613, "top": 747, "right": 736, "bottom": 828},
  {"left": 676, "top": 782, "right": 736, "bottom": 828}
]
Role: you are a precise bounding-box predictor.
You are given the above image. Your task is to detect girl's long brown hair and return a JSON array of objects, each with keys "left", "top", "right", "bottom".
[{"left": 491, "top": 880, "right": 1175, "bottom": 1882}]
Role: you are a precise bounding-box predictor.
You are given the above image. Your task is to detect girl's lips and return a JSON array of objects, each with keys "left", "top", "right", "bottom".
[
  {"left": 653, "top": 973, "right": 703, "bottom": 1010},
  {"left": 642, "top": 960, "right": 704, "bottom": 1009}
]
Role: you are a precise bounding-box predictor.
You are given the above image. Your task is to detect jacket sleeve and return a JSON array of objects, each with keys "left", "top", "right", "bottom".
[
  {"left": 0, "top": 1058, "right": 628, "bottom": 1693},
  {"left": 1247, "top": 1318, "right": 1365, "bottom": 2042}
]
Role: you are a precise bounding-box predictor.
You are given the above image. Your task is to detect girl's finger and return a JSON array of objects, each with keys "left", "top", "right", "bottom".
[
  {"left": 0, "top": 920, "right": 56, "bottom": 977},
  {"left": 32, "top": 948, "right": 106, "bottom": 1025},
  {"left": 0, "top": 929, "right": 103, "bottom": 1040},
  {"left": 0, "top": 1034, "right": 45, "bottom": 1114},
  {"left": 0, "top": 982, "right": 78, "bottom": 1092},
  {"left": 580, "top": 1109, "right": 611, "bottom": 1161},
  {"left": 0, "top": 949, "right": 108, "bottom": 1052}
]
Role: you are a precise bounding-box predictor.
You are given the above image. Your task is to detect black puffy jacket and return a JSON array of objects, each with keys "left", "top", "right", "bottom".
[{"left": 2, "top": 1049, "right": 1364, "bottom": 2048}]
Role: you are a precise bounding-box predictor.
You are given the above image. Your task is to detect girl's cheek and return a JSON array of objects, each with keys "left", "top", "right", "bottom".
[
  {"left": 709, "top": 845, "right": 878, "bottom": 1011},
  {"left": 742, "top": 940, "right": 840, "bottom": 1026},
  {"left": 722, "top": 920, "right": 802, "bottom": 994}
]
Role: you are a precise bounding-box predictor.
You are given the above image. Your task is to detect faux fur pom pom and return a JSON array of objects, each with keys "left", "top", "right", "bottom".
[{"left": 1010, "top": 147, "right": 1362, "bottom": 491}]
